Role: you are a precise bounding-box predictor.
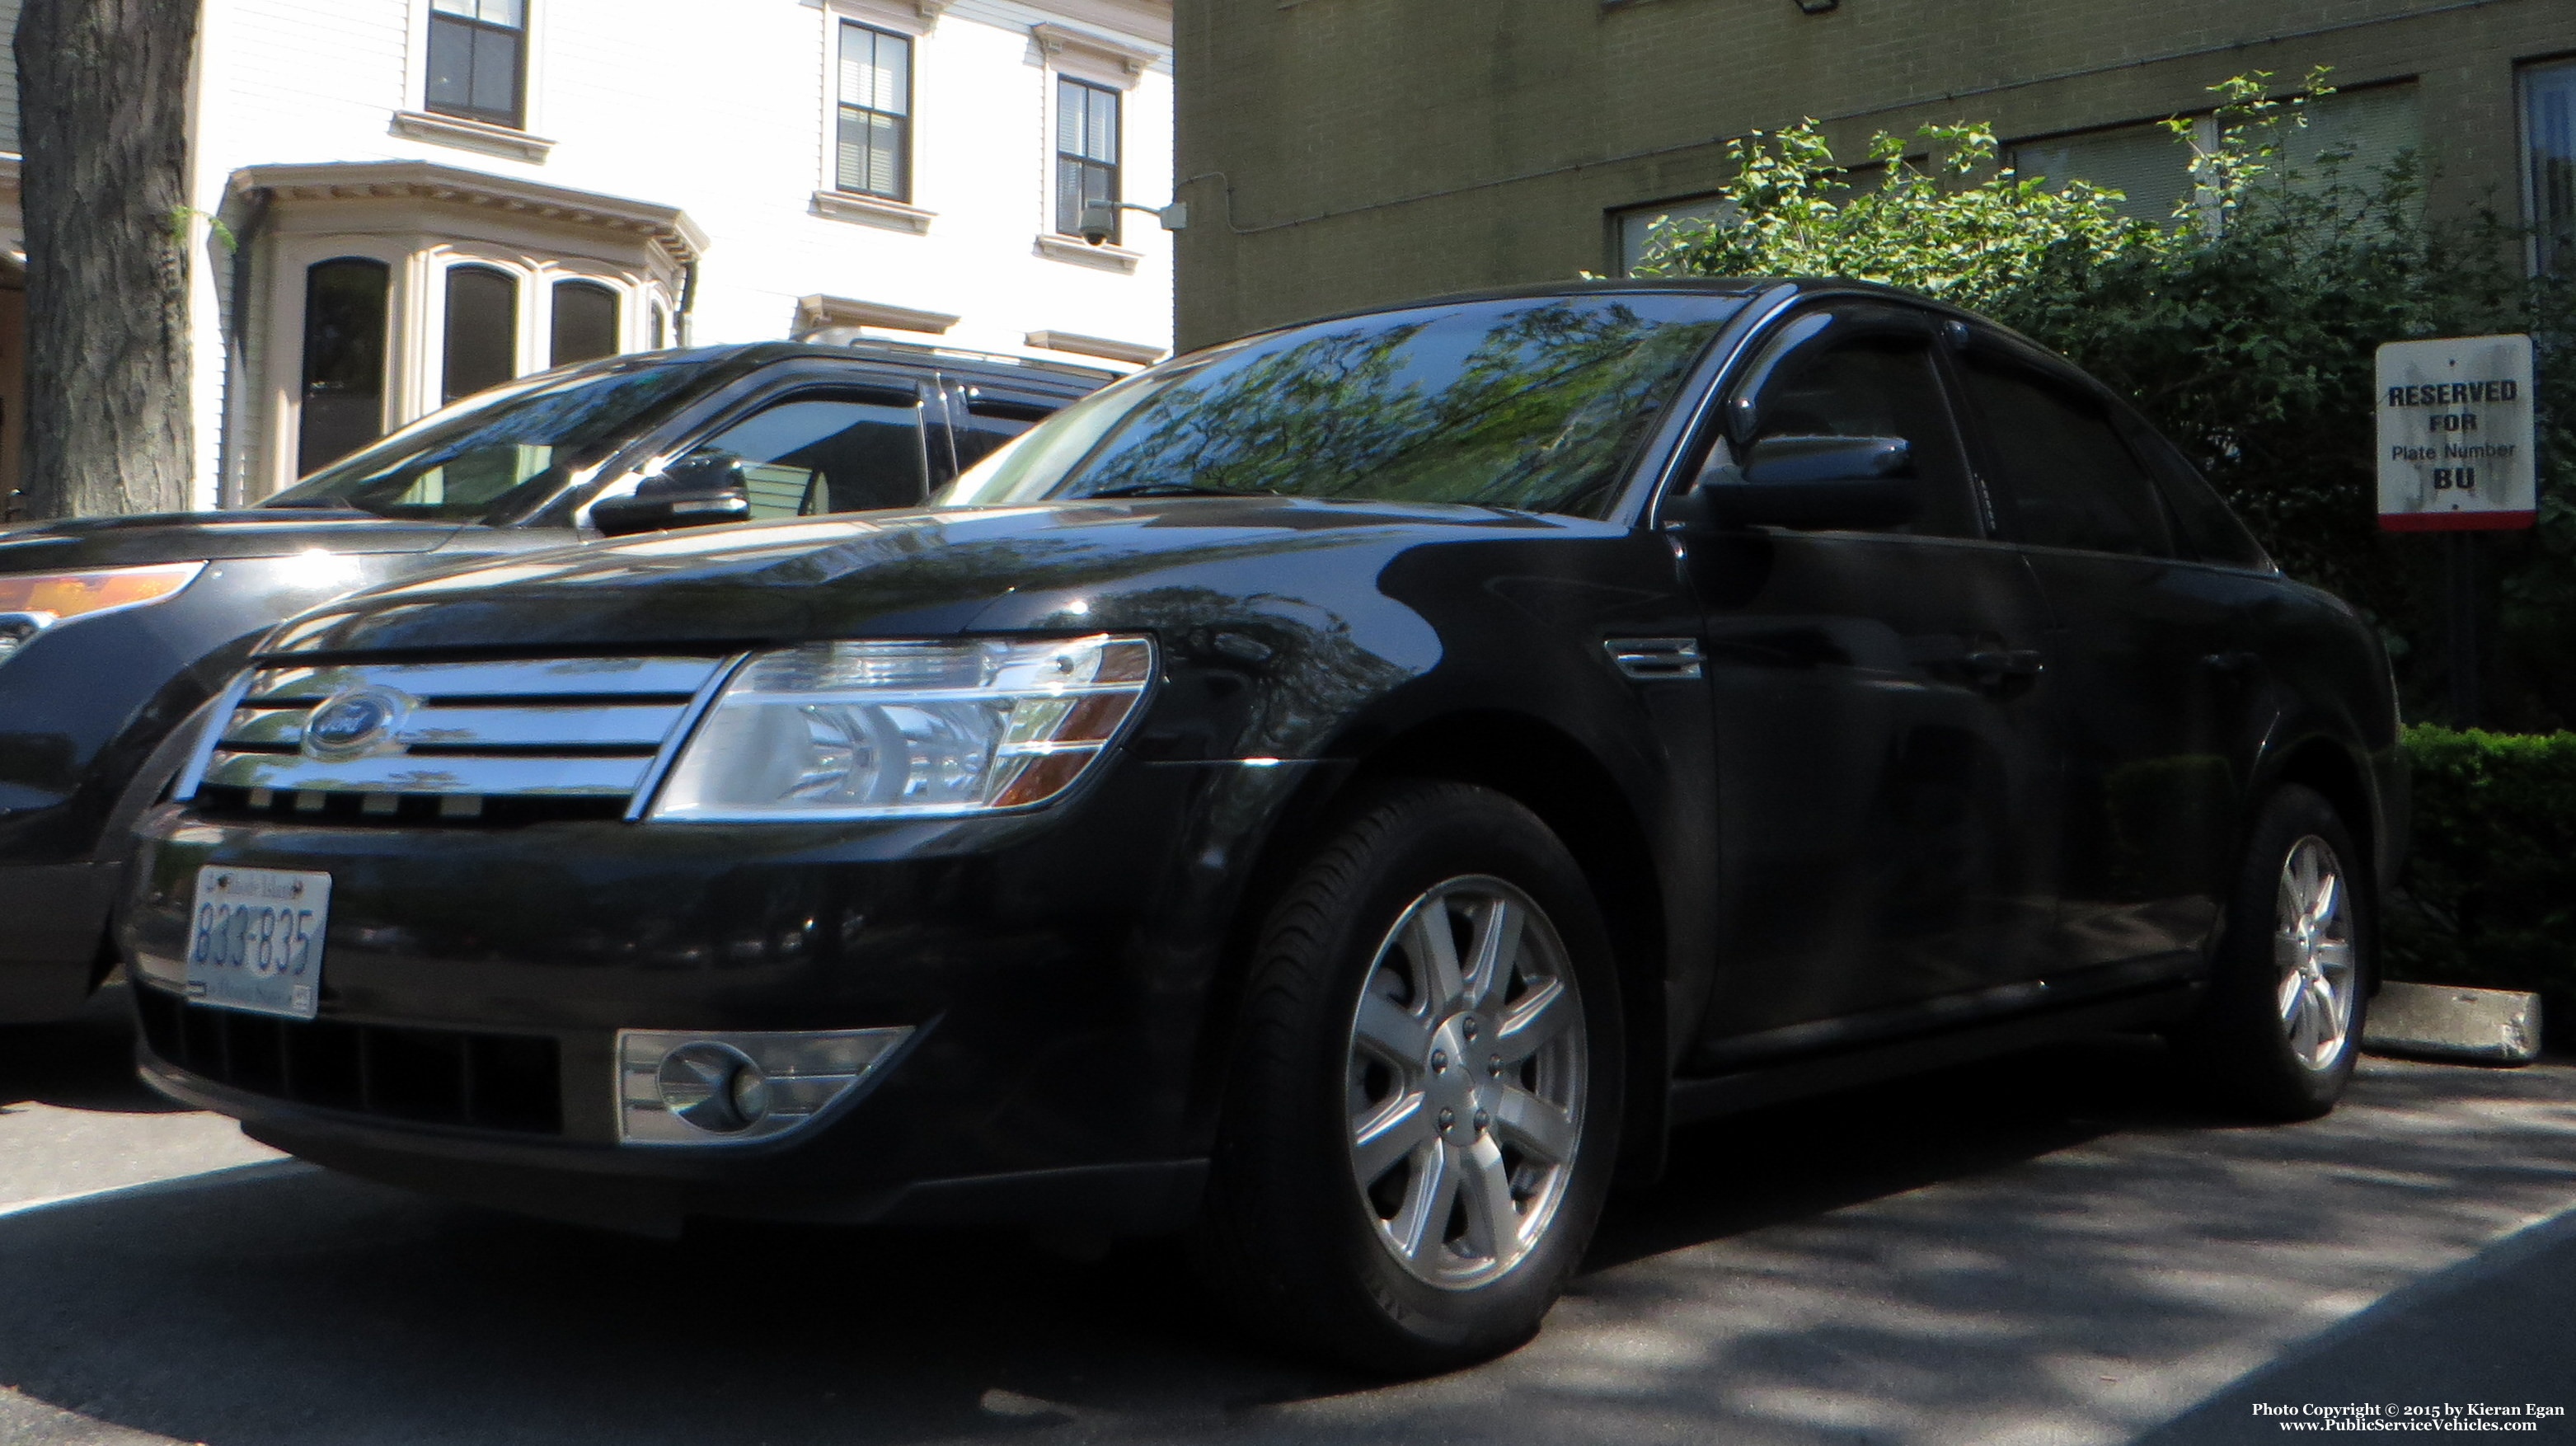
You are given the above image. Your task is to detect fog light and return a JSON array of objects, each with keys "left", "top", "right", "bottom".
[
  {"left": 618, "top": 1026, "right": 913, "bottom": 1145},
  {"left": 655, "top": 1042, "right": 767, "bottom": 1134}
]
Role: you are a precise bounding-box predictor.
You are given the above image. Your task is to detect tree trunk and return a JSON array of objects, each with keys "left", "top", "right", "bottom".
[{"left": 12, "top": 0, "right": 200, "bottom": 520}]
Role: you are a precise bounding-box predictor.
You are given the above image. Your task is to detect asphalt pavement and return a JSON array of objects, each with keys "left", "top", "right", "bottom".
[{"left": 2, "top": 986, "right": 2570, "bottom": 1446}]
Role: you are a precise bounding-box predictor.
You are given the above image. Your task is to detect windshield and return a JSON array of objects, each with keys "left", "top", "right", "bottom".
[
  {"left": 260, "top": 359, "right": 710, "bottom": 523},
  {"left": 936, "top": 293, "right": 1740, "bottom": 519}
]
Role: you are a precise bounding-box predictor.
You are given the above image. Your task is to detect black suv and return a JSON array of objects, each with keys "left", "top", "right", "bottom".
[
  {"left": 123, "top": 282, "right": 2401, "bottom": 1372},
  {"left": 0, "top": 341, "right": 1107, "bottom": 1021}
]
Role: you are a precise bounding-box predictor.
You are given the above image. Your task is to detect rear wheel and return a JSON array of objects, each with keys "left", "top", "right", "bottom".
[
  {"left": 2174, "top": 784, "right": 2371, "bottom": 1120},
  {"left": 1192, "top": 782, "right": 1622, "bottom": 1374}
]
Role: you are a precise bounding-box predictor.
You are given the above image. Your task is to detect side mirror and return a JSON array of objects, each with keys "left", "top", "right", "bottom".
[
  {"left": 590, "top": 451, "right": 752, "bottom": 538},
  {"left": 1678, "top": 434, "right": 1921, "bottom": 532}
]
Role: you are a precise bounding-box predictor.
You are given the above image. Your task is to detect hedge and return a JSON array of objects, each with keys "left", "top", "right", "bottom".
[{"left": 2383, "top": 725, "right": 2576, "bottom": 1049}]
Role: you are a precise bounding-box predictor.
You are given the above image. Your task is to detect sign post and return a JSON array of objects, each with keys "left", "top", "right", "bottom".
[{"left": 2376, "top": 334, "right": 2537, "bottom": 727}]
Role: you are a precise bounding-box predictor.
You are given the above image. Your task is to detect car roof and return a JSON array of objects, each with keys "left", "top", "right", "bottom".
[
  {"left": 1230, "top": 275, "right": 2068, "bottom": 377},
  {"left": 636, "top": 339, "right": 1120, "bottom": 393}
]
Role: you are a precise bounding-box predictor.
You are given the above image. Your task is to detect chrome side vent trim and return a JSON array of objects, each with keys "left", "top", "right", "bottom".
[{"left": 1604, "top": 637, "right": 1704, "bottom": 682}]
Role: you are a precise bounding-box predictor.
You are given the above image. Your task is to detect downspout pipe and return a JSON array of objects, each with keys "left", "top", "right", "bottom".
[
  {"left": 217, "top": 185, "right": 272, "bottom": 510},
  {"left": 676, "top": 256, "right": 698, "bottom": 347}
]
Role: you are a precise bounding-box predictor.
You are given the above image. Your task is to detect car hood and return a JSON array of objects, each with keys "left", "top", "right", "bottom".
[
  {"left": 0, "top": 511, "right": 467, "bottom": 571},
  {"left": 269, "top": 496, "right": 1582, "bottom": 655}
]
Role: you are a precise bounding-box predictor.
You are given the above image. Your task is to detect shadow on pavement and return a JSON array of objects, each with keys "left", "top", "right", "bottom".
[
  {"left": 3, "top": 1037, "right": 2574, "bottom": 1446},
  {"left": 2137, "top": 1205, "right": 2576, "bottom": 1444},
  {"left": 0, "top": 982, "right": 184, "bottom": 1115}
]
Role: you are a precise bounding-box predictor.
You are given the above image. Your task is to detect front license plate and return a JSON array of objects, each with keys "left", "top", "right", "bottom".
[{"left": 183, "top": 866, "right": 331, "bottom": 1020}]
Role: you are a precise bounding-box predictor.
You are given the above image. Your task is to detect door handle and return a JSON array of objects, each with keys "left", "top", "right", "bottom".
[{"left": 2202, "top": 650, "right": 2263, "bottom": 677}]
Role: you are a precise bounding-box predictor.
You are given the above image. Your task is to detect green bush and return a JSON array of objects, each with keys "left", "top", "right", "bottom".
[{"left": 2386, "top": 725, "right": 2576, "bottom": 1044}]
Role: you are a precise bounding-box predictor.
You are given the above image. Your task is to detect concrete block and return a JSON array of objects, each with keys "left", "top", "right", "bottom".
[{"left": 2365, "top": 981, "right": 2542, "bottom": 1066}]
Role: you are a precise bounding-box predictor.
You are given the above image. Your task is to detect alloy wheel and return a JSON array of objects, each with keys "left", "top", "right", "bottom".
[
  {"left": 2275, "top": 834, "right": 2358, "bottom": 1071},
  {"left": 1343, "top": 876, "right": 1586, "bottom": 1290}
]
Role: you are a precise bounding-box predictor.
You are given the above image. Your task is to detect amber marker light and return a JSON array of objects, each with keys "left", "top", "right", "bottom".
[{"left": 0, "top": 562, "right": 206, "bottom": 664}]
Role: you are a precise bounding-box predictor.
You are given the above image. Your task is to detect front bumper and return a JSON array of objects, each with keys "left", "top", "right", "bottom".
[{"left": 121, "top": 754, "right": 1311, "bottom": 1232}]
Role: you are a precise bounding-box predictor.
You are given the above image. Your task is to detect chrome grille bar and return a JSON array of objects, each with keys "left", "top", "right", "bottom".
[{"left": 189, "top": 654, "right": 734, "bottom": 809}]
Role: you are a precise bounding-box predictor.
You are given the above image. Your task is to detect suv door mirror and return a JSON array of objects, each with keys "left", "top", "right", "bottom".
[
  {"left": 590, "top": 451, "right": 753, "bottom": 537},
  {"left": 1679, "top": 434, "right": 1921, "bottom": 532}
]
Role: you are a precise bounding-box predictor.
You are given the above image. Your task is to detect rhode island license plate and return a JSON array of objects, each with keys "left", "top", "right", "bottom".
[{"left": 182, "top": 866, "right": 331, "bottom": 1020}]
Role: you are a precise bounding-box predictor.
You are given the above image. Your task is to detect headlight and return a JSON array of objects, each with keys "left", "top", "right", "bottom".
[
  {"left": 648, "top": 633, "right": 1154, "bottom": 821},
  {"left": 0, "top": 562, "right": 206, "bottom": 664}
]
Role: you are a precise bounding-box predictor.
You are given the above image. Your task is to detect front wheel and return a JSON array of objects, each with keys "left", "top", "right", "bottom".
[
  {"left": 1192, "top": 781, "right": 1623, "bottom": 1374},
  {"left": 2173, "top": 783, "right": 2372, "bottom": 1120}
]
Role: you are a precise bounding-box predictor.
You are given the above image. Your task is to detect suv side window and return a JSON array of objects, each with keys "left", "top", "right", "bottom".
[
  {"left": 691, "top": 387, "right": 927, "bottom": 519},
  {"left": 1735, "top": 311, "right": 1983, "bottom": 538},
  {"left": 951, "top": 388, "right": 1063, "bottom": 472},
  {"left": 1961, "top": 355, "right": 2175, "bottom": 557},
  {"left": 2123, "top": 417, "right": 2271, "bottom": 569}
]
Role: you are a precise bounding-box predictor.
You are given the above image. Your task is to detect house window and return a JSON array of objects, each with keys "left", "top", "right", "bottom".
[
  {"left": 1054, "top": 77, "right": 1119, "bottom": 239},
  {"left": 2527, "top": 60, "right": 2576, "bottom": 272},
  {"left": 427, "top": 0, "right": 528, "bottom": 130},
  {"left": 836, "top": 23, "right": 911, "bottom": 202},
  {"left": 550, "top": 279, "right": 619, "bottom": 367},
  {"left": 297, "top": 258, "right": 390, "bottom": 476},
  {"left": 443, "top": 265, "right": 519, "bottom": 403}
]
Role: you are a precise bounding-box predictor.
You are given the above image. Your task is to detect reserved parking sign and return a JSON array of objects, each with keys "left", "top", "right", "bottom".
[{"left": 2376, "top": 334, "right": 2536, "bottom": 531}]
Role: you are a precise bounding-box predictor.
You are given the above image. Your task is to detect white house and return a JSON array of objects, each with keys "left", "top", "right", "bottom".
[{"left": 0, "top": 0, "right": 1175, "bottom": 509}]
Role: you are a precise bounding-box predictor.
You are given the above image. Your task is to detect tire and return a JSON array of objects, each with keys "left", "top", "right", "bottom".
[
  {"left": 2171, "top": 783, "right": 2372, "bottom": 1120},
  {"left": 1191, "top": 780, "right": 1625, "bottom": 1375}
]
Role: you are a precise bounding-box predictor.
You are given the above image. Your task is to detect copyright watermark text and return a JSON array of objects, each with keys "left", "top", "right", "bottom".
[{"left": 2254, "top": 1403, "right": 2567, "bottom": 1432}]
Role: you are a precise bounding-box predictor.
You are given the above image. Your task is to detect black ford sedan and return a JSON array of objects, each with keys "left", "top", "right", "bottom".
[
  {"left": 122, "top": 281, "right": 2400, "bottom": 1372},
  {"left": 0, "top": 340, "right": 1103, "bottom": 1022}
]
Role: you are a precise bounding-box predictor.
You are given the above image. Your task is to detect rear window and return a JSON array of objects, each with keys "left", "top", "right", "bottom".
[{"left": 938, "top": 294, "right": 1739, "bottom": 519}]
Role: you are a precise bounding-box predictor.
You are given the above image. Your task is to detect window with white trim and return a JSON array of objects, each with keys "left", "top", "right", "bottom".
[
  {"left": 1054, "top": 77, "right": 1119, "bottom": 239},
  {"left": 427, "top": 0, "right": 528, "bottom": 130},
  {"left": 837, "top": 22, "right": 912, "bottom": 202}
]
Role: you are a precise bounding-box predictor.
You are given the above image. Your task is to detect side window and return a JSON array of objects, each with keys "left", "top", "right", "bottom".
[
  {"left": 1735, "top": 315, "right": 1982, "bottom": 538},
  {"left": 690, "top": 388, "right": 927, "bottom": 519},
  {"left": 2123, "top": 417, "right": 2270, "bottom": 569},
  {"left": 952, "top": 391, "right": 1060, "bottom": 472},
  {"left": 1961, "top": 356, "right": 2175, "bottom": 557}
]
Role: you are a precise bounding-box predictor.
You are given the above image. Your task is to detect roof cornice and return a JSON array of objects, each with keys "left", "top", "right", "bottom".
[{"left": 226, "top": 160, "right": 709, "bottom": 265}]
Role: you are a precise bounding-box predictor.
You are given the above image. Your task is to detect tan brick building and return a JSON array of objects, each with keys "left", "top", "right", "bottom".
[{"left": 1170, "top": 0, "right": 2574, "bottom": 350}]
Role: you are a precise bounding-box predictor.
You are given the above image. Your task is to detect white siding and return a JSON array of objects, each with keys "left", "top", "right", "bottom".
[{"left": 179, "top": 0, "right": 1175, "bottom": 505}]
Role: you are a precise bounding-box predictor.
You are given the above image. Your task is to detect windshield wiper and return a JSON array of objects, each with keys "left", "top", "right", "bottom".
[{"left": 1078, "top": 482, "right": 1271, "bottom": 500}]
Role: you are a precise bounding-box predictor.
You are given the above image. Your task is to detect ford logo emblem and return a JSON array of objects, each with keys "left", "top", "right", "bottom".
[{"left": 302, "top": 687, "right": 411, "bottom": 761}]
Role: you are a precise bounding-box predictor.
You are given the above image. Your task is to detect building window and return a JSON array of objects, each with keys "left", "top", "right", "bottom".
[
  {"left": 549, "top": 279, "right": 619, "bottom": 367},
  {"left": 1054, "top": 77, "right": 1119, "bottom": 239},
  {"left": 1612, "top": 197, "right": 1733, "bottom": 276},
  {"left": 650, "top": 304, "right": 669, "bottom": 350},
  {"left": 836, "top": 23, "right": 911, "bottom": 202},
  {"left": 297, "top": 258, "right": 390, "bottom": 476},
  {"left": 2010, "top": 84, "right": 2423, "bottom": 230},
  {"left": 443, "top": 265, "right": 519, "bottom": 403},
  {"left": 427, "top": 0, "right": 527, "bottom": 130},
  {"left": 2527, "top": 60, "right": 2576, "bottom": 272}
]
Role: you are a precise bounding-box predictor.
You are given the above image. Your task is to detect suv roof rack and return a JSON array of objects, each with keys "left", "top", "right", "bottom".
[{"left": 805, "top": 331, "right": 1127, "bottom": 384}]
